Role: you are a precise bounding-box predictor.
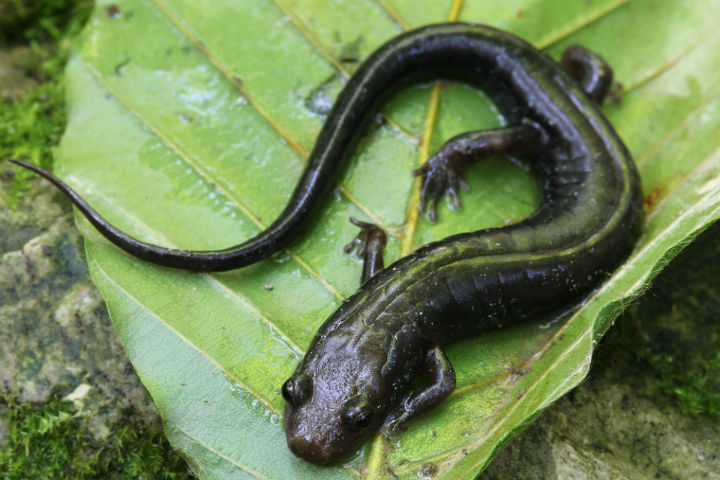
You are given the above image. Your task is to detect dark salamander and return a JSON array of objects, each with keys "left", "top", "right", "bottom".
[{"left": 11, "top": 23, "right": 643, "bottom": 465}]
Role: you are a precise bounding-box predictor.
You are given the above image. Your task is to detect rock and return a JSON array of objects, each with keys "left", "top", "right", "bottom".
[{"left": 0, "top": 176, "right": 161, "bottom": 442}]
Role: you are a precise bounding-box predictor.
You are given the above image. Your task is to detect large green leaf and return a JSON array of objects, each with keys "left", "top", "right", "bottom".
[{"left": 56, "top": 0, "right": 720, "bottom": 478}]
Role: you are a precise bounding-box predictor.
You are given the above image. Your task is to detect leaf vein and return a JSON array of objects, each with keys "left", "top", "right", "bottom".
[
  {"left": 91, "top": 259, "right": 284, "bottom": 418},
  {"left": 635, "top": 86, "right": 720, "bottom": 166},
  {"left": 171, "top": 422, "right": 271, "bottom": 479},
  {"left": 151, "top": 0, "right": 397, "bottom": 235},
  {"left": 67, "top": 161, "right": 305, "bottom": 355},
  {"left": 620, "top": 20, "right": 720, "bottom": 94},
  {"left": 269, "top": 0, "right": 417, "bottom": 144},
  {"left": 535, "top": 0, "right": 630, "bottom": 49},
  {"left": 80, "top": 60, "right": 343, "bottom": 303},
  {"left": 151, "top": 0, "right": 309, "bottom": 157},
  {"left": 401, "top": 84, "right": 440, "bottom": 255},
  {"left": 374, "top": 0, "right": 410, "bottom": 31}
]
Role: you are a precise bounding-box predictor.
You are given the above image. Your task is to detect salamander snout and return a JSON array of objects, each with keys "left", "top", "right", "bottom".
[
  {"left": 282, "top": 370, "right": 349, "bottom": 464},
  {"left": 282, "top": 330, "right": 394, "bottom": 464},
  {"left": 282, "top": 364, "right": 385, "bottom": 464},
  {"left": 287, "top": 434, "right": 334, "bottom": 465},
  {"left": 284, "top": 398, "right": 349, "bottom": 465}
]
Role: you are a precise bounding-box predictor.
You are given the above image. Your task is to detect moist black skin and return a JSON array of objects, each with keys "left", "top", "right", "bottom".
[
  {"left": 280, "top": 25, "right": 641, "bottom": 464},
  {"left": 10, "top": 23, "right": 643, "bottom": 465}
]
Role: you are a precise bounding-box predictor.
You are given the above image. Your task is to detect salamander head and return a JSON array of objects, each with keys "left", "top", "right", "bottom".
[{"left": 281, "top": 328, "right": 399, "bottom": 464}]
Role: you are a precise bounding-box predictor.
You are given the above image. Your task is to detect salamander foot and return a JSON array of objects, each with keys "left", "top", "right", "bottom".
[
  {"left": 344, "top": 217, "right": 387, "bottom": 283},
  {"left": 412, "top": 150, "right": 469, "bottom": 222}
]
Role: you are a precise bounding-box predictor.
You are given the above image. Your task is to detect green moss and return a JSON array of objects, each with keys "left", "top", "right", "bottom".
[
  {"left": 1, "top": 3, "right": 194, "bottom": 478},
  {"left": 599, "top": 222, "right": 720, "bottom": 420},
  {"left": 0, "top": 393, "right": 193, "bottom": 480},
  {"left": 0, "top": 0, "right": 91, "bottom": 44},
  {"left": 0, "top": 0, "right": 92, "bottom": 207},
  {"left": 655, "top": 352, "right": 720, "bottom": 418}
]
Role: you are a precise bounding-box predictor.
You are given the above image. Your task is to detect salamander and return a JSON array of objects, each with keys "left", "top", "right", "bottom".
[{"left": 10, "top": 23, "right": 643, "bottom": 465}]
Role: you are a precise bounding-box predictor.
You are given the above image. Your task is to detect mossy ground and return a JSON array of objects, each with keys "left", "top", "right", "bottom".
[
  {"left": 0, "top": 393, "right": 190, "bottom": 480},
  {"left": 598, "top": 222, "right": 720, "bottom": 420},
  {"left": 2, "top": 1, "right": 718, "bottom": 478},
  {"left": 1, "top": 1, "right": 193, "bottom": 478},
  {"left": 0, "top": 0, "right": 91, "bottom": 207}
]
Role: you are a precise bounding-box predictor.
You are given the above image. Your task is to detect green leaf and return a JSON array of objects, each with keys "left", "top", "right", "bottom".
[{"left": 56, "top": 0, "right": 720, "bottom": 478}]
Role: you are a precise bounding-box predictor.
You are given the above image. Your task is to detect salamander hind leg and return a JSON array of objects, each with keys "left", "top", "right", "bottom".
[
  {"left": 413, "top": 123, "right": 545, "bottom": 221},
  {"left": 344, "top": 217, "right": 387, "bottom": 284},
  {"left": 560, "top": 45, "right": 614, "bottom": 104}
]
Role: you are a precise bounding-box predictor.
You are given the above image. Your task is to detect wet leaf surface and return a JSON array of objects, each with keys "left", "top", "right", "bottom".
[{"left": 57, "top": 0, "right": 720, "bottom": 478}]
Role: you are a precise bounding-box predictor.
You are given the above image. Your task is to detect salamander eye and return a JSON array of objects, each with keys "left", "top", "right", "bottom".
[
  {"left": 342, "top": 395, "right": 373, "bottom": 432},
  {"left": 281, "top": 373, "right": 312, "bottom": 406}
]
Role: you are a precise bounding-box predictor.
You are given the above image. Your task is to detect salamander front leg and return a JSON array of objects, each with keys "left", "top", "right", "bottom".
[
  {"left": 382, "top": 345, "right": 456, "bottom": 434},
  {"left": 344, "top": 217, "right": 387, "bottom": 284},
  {"left": 561, "top": 45, "right": 614, "bottom": 104},
  {"left": 413, "top": 123, "right": 545, "bottom": 221}
]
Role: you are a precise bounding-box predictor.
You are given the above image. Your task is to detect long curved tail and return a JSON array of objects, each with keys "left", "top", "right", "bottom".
[{"left": 9, "top": 158, "right": 292, "bottom": 271}]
